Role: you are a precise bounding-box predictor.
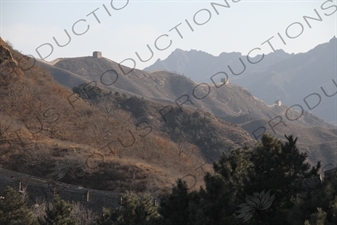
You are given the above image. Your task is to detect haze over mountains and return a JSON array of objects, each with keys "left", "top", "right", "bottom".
[
  {"left": 33, "top": 43, "right": 337, "bottom": 167},
  {"left": 145, "top": 37, "right": 337, "bottom": 126},
  {"left": 1, "top": 34, "right": 336, "bottom": 190}
]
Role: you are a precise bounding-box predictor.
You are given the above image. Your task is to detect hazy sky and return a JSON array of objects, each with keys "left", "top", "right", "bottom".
[{"left": 1, "top": 0, "right": 336, "bottom": 69}]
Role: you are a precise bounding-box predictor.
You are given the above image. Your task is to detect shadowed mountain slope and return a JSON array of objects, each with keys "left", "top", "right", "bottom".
[
  {"left": 35, "top": 51, "right": 337, "bottom": 167},
  {"left": 145, "top": 37, "right": 337, "bottom": 125}
]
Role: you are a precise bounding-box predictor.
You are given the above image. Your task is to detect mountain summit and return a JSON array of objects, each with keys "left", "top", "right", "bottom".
[{"left": 144, "top": 37, "right": 337, "bottom": 125}]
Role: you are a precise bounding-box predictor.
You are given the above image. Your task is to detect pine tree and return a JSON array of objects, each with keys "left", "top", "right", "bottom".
[
  {"left": 244, "top": 134, "right": 321, "bottom": 224},
  {"left": 121, "top": 192, "right": 160, "bottom": 225},
  {"left": 38, "top": 196, "right": 76, "bottom": 225},
  {"left": 155, "top": 133, "right": 336, "bottom": 224},
  {"left": 95, "top": 207, "right": 119, "bottom": 225},
  {"left": 159, "top": 179, "right": 191, "bottom": 225},
  {"left": 185, "top": 134, "right": 323, "bottom": 225},
  {"left": 298, "top": 172, "right": 337, "bottom": 225},
  {"left": 329, "top": 196, "right": 337, "bottom": 224},
  {"left": 95, "top": 191, "right": 160, "bottom": 225},
  {"left": 193, "top": 147, "right": 252, "bottom": 225},
  {"left": 0, "top": 186, "right": 37, "bottom": 225}
]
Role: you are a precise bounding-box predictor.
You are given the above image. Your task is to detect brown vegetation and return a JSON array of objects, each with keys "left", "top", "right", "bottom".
[{"left": 0, "top": 37, "right": 220, "bottom": 196}]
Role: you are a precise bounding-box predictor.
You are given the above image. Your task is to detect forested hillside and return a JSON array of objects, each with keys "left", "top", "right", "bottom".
[
  {"left": 1, "top": 134, "right": 336, "bottom": 225},
  {"left": 0, "top": 37, "right": 253, "bottom": 196}
]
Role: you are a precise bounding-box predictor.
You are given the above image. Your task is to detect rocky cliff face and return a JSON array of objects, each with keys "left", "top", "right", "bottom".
[
  {"left": 0, "top": 37, "right": 25, "bottom": 85},
  {"left": 0, "top": 38, "right": 15, "bottom": 65}
]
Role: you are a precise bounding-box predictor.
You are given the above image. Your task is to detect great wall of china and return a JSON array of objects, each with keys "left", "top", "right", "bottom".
[
  {"left": 0, "top": 167, "right": 129, "bottom": 213},
  {"left": 1, "top": 166, "right": 335, "bottom": 213}
]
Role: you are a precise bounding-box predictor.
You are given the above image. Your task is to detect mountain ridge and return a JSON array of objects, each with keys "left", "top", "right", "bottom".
[
  {"left": 33, "top": 47, "right": 337, "bottom": 167},
  {"left": 144, "top": 37, "right": 337, "bottom": 125}
]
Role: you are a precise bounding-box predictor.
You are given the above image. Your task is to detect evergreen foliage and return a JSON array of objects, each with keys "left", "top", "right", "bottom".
[
  {"left": 156, "top": 134, "right": 336, "bottom": 225},
  {"left": 161, "top": 108, "right": 225, "bottom": 159},
  {"left": 159, "top": 179, "right": 191, "bottom": 225},
  {"left": 95, "top": 191, "right": 160, "bottom": 225},
  {"left": 118, "top": 96, "right": 148, "bottom": 119},
  {"left": 38, "top": 196, "right": 76, "bottom": 225},
  {"left": 72, "top": 83, "right": 106, "bottom": 101},
  {"left": 0, "top": 186, "right": 37, "bottom": 225},
  {"left": 0, "top": 134, "right": 336, "bottom": 225}
]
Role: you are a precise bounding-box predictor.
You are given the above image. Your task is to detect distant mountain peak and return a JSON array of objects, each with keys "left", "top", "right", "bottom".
[
  {"left": 173, "top": 48, "right": 184, "bottom": 52},
  {"left": 218, "top": 51, "right": 242, "bottom": 57},
  {"left": 274, "top": 49, "right": 286, "bottom": 53},
  {"left": 329, "top": 36, "right": 336, "bottom": 43}
]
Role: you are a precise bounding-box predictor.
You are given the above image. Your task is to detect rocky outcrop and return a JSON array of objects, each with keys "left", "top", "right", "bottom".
[
  {"left": 0, "top": 37, "right": 16, "bottom": 65},
  {"left": 0, "top": 37, "right": 25, "bottom": 86}
]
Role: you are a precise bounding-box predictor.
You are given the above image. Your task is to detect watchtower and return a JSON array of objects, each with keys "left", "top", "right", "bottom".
[
  {"left": 221, "top": 78, "right": 229, "bottom": 84},
  {"left": 93, "top": 51, "right": 102, "bottom": 58}
]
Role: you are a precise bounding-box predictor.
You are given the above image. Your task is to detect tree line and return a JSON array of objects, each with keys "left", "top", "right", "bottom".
[{"left": 1, "top": 134, "right": 336, "bottom": 224}]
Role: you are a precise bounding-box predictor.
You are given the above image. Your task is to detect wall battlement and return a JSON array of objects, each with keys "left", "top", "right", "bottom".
[{"left": 0, "top": 168, "right": 123, "bottom": 212}]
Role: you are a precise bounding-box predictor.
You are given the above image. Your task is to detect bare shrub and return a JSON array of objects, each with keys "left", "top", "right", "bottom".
[
  {"left": 30, "top": 197, "right": 48, "bottom": 221},
  {"left": 71, "top": 202, "right": 96, "bottom": 225},
  {"left": 0, "top": 114, "right": 13, "bottom": 156},
  {"left": 22, "top": 142, "right": 53, "bottom": 167},
  {"left": 30, "top": 197, "right": 95, "bottom": 225}
]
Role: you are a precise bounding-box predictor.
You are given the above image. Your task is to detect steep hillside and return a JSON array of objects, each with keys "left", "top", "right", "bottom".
[
  {"left": 35, "top": 52, "right": 337, "bottom": 167},
  {"left": 0, "top": 37, "right": 257, "bottom": 196},
  {"left": 71, "top": 83, "right": 255, "bottom": 160},
  {"left": 0, "top": 38, "right": 206, "bottom": 195},
  {"left": 241, "top": 119, "right": 337, "bottom": 166},
  {"left": 39, "top": 56, "right": 332, "bottom": 130},
  {"left": 37, "top": 61, "right": 91, "bottom": 89}
]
